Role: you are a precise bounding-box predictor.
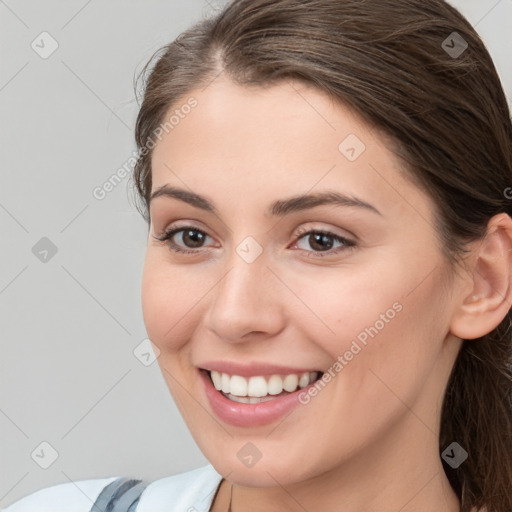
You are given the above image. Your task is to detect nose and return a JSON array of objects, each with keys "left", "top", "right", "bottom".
[{"left": 203, "top": 251, "right": 286, "bottom": 343}]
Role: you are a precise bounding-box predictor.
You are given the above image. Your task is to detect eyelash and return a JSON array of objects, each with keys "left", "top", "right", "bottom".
[{"left": 153, "top": 225, "right": 356, "bottom": 258}]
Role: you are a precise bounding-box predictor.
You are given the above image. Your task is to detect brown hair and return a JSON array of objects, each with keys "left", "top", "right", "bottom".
[{"left": 131, "top": 1, "right": 512, "bottom": 510}]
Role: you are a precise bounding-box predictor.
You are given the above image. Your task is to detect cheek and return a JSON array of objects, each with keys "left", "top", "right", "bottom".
[
  {"left": 275, "top": 262, "right": 448, "bottom": 461},
  {"left": 280, "top": 260, "right": 405, "bottom": 353},
  {"left": 286, "top": 255, "right": 447, "bottom": 388},
  {"left": 141, "top": 253, "right": 206, "bottom": 353}
]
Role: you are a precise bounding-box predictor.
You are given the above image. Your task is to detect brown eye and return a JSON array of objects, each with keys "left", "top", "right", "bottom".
[
  {"left": 178, "top": 229, "right": 207, "bottom": 248},
  {"left": 154, "top": 226, "right": 213, "bottom": 253},
  {"left": 293, "top": 229, "right": 356, "bottom": 257}
]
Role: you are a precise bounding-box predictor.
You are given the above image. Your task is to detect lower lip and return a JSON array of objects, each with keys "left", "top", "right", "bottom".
[{"left": 199, "top": 369, "right": 318, "bottom": 427}]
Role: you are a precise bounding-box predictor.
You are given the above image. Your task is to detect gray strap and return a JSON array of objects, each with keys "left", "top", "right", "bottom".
[
  {"left": 112, "top": 481, "right": 150, "bottom": 512},
  {"left": 89, "top": 477, "right": 150, "bottom": 512}
]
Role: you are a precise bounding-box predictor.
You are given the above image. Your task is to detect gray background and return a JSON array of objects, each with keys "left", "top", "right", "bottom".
[{"left": 1, "top": 0, "right": 511, "bottom": 507}]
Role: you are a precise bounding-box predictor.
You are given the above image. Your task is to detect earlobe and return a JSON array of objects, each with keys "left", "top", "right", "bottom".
[{"left": 450, "top": 213, "right": 512, "bottom": 340}]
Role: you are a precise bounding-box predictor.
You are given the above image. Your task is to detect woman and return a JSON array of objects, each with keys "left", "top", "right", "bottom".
[{"left": 3, "top": 0, "right": 511, "bottom": 511}]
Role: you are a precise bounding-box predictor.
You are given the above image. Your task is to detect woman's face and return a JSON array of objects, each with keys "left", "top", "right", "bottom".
[{"left": 142, "top": 77, "right": 463, "bottom": 486}]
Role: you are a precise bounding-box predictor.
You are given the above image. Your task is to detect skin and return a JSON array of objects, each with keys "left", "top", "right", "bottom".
[{"left": 141, "top": 75, "right": 512, "bottom": 512}]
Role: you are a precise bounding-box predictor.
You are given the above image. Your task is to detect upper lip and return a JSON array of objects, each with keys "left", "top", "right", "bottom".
[{"left": 198, "top": 361, "right": 322, "bottom": 378}]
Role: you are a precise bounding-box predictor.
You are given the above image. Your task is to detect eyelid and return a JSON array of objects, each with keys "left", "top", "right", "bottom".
[
  {"left": 292, "top": 224, "right": 354, "bottom": 242},
  {"left": 153, "top": 221, "right": 356, "bottom": 256},
  {"left": 153, "top": 223, "right": 215, "bottom": 251},
  {"left": 154, "top": 223, "right": 351, "bottom": 243},
  {"left": 290, "top": 226, "right": 356, "bottom": 255}
]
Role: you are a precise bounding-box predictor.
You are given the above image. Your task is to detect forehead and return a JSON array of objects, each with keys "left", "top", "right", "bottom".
[{"left": 149, "top": 77, "right": 433, "bottom": 223}]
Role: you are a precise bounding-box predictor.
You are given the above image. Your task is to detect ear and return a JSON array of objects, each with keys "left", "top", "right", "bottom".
[{"left": 450, "top": 213, "right": 512, "bottom": 340}]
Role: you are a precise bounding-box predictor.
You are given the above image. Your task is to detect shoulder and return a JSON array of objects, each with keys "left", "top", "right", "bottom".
[
  {"left": 1, "top": 465, "right": 222, "bottom": 512},
  {"left": 1, "top": 475, "right": 120, "bottom": 512},
  {"left": 137, "top": 464, "right": 223, "bottom": 512}
]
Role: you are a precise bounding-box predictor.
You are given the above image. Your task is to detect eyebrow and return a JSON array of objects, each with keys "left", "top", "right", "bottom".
[{"left": 149, "top": 185, "right": 382, "bottom": 217}]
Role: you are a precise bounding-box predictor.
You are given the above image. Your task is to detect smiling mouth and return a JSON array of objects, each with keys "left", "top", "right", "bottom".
[{"left": 204, "top": 369, "right": 324, "bottom": 404}]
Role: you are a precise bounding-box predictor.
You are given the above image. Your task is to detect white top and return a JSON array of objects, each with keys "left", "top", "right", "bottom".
[{"left": 1, "top": 464, "right": 223, "bottom": 512}]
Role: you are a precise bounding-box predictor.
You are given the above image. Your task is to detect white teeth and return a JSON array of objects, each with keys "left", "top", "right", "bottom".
[
  {"left": 282, "top": 374, "right": 299, "bottom": 392},
  {"left": 247, "top": 376, "right": 267, "bottom": 397},
  {"left": 210, "top": 370, "right": 222, "bottom": 390},
  {"left": 209, "top": 370, "right": 321, "bottom": 398},
  {"left": 221, "top": 373, "right": 230, "bottom": 394},
  {"left": 230, "top": 375, "right": 247, "bottom": 396},
  {"left": 267, "top": 375, "right": 283, "bottom": 395},
  {"left": 299, "top": 373, "right": 310, "bottom": 389},
  {"left": 223, "top": 393, "right": 277, "bottom": 404}
]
